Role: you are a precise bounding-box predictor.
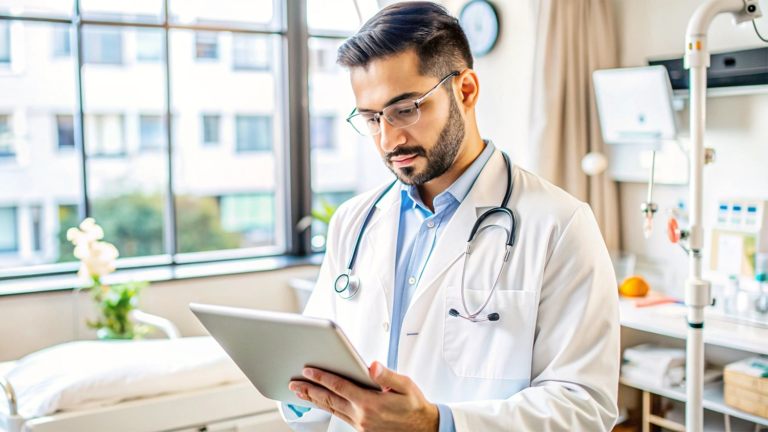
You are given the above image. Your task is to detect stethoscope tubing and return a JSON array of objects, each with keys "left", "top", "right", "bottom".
[{"left": 336, "top": 151, "right": 517, "bottom": 325}]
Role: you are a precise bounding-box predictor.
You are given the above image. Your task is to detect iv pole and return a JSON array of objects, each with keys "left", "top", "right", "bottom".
[{"left": 682, "top": 1, "right": 762, "bottom": 430}]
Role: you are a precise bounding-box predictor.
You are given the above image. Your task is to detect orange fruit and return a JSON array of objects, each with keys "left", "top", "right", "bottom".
[{"left": 619, "top": 276, "right": 650, "bottom": 298}]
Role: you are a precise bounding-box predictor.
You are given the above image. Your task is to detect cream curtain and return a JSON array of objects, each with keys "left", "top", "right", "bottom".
[{"left": 529, "top": 0, "right": 621, "bottom": 250}]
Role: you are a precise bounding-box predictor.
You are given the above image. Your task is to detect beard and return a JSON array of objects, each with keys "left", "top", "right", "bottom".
[{"left": 383, "top": 94, "right": 465, "bottom": 186}]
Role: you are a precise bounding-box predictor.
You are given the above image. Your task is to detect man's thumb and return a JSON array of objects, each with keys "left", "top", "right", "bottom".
[{"left": 370, "top": 361, "right": 408, "bottom": 392}]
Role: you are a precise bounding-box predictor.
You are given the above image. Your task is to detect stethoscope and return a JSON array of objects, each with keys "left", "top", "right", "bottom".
[{"left": 334, "top": 152, "right": 517, "bottom": 324}]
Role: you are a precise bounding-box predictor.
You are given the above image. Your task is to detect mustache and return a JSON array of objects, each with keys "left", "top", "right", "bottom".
[{"left": 384, "top": 145, "right": 428, "bottom": 162}]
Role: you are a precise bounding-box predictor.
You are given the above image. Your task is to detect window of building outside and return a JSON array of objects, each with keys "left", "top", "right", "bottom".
[
  {"left": 136, "top": 29, "right": 164, "bottom": 62},
  {"left": 52, "top": 25, "right": 71, "bottom": 57},
  {"left": 195, "top": 31, "right": 218, "bottom": 59},
  {"left": 0, "top": 21, "right": 9, "bottom": 63},
  {"left": 83, "top": 26, "right": 122, "bottom": 65},
  {"left": 0, "top": 207, "right": 18, "bottom": 253},
  {"left": 140, "top": 115, "right": 166, "bottom": 150},
  {"left": 30, "top": 206, "right": 43, "bottom": 252},
  {"left": 0, "top": 115, "right": 12, "bottom": 156},
  {"left": 310, "top": 115, "right": 335, "bottom": 149},
  {"left": 202, "top": 115, "right": 220, "bottom": 145},
  {"left": 232, "top": 33, "right": 271, "bottom": 71},
  {"left": 57, "top": 115, "right": 75, "bottom": 149},
  {"left": 236, "top": 115, "right": 272, "bottom": 152}
]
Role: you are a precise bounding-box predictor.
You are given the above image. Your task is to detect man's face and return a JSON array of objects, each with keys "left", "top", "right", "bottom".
[{"left": 349, "top": 50, "right": 465, "bottom": 186}]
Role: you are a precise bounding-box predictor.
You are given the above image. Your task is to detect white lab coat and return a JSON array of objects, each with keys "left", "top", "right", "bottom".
[{"left": 279, "top": 150, "right": 620, "bottom": 432}]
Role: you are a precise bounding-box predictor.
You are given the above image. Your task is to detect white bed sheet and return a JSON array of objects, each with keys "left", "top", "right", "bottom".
[{"left": 2, "top": 337, "right": 248, "bottom": 419}]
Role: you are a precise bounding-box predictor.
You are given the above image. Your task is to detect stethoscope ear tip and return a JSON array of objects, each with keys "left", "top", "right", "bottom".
[
  {"left": 487, "top": 313, "right": 500, "bottom": 321},
  {"left": 448, "top": 308, "right": 460, "bottom": 317}
]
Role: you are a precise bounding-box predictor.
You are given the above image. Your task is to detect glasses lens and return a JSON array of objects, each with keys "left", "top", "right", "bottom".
[
  {"left": 348, "top": 113, "right": 378, "bottom": 136},
  {"left": 383, "top": 101, "right": 420, "bottom": 129}
]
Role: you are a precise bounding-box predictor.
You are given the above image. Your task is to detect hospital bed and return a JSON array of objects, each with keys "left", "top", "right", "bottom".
[{"left": 0, "top": 311, "right": 291, "bottom": 432}]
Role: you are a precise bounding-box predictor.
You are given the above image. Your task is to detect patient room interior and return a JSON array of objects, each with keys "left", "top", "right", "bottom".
[{"left": 1, "top": 0, "right": 768, "bottom": 431}]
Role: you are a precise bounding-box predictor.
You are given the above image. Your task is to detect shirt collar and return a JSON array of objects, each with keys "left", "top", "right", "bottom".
[{"left": 400, "top": 140, "right": 496, "bottom": 212}]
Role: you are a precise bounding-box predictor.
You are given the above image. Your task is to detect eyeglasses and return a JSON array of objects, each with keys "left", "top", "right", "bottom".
[{"left": 346, "top": 71, "right": 460, "bottom": 136}]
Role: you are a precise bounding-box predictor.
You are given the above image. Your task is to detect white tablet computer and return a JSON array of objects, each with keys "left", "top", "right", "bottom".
[{"left": 189, "top": 303, "right": 380, "bottom": 408}]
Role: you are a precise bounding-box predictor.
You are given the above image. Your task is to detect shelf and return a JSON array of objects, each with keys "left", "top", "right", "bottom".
[
  {"left": 672, "top": 84, "right": 768, "bottom": 99},
  {"left": 619, "top": 298, "right": 768, "bottom": 356},
  {"left": 619, "top": 376, "right": 768, "bottom": 427}
]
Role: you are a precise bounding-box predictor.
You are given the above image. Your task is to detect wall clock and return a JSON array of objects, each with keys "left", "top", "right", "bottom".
[{"left": 459, "top": 0, "right": 499, "bottom": 57}]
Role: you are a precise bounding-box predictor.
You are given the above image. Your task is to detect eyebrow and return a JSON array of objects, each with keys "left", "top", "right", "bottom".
[{"left": 357, "top": 91, "right": 422, "bottom": 113}]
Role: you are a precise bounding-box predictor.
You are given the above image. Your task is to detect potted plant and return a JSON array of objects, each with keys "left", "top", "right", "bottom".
[{"left": 67, "top": 218, "right": 149, "bottom": 340}]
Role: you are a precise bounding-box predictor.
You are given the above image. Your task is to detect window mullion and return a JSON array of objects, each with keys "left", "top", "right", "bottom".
[
  {"left": 284, "top": 0, "right": 311, "bottom": 256},
  {"left": 163, "top": 0, "right": 178, "bottom": 259}
]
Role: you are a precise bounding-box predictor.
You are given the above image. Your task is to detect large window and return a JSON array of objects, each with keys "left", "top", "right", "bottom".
[{"left": 0, "top": 0, "right": 382, "bottom": 281}]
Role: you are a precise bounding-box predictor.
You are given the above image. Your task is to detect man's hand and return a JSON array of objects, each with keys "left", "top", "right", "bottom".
[{"left": 288, "top": 361, "right": 439, "bottom": 432}]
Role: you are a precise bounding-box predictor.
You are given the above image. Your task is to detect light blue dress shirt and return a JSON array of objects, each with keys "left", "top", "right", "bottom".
[
  {"left": 388, "top": 141, "right": 494, "bottom": 432},
  {"left": 288, "top": 142, "right": 496, "bottom": 432}
]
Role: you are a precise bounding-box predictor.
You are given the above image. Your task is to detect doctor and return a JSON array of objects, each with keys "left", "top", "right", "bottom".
[{"left": 280, "top": 2, "right": 619, "bottom": 431}]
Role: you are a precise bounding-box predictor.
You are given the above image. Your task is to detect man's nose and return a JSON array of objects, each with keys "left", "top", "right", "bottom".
[{"left": 379, "top": 116, "right": 406, "bottom": 153}]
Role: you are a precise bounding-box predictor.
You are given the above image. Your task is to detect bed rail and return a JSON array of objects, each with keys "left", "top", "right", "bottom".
[
  {"left": 130, "top": 310, "right": 181, "bottom": 339},
  {"left": 0, "top": 375, "right": 17, "bottom": 416}
]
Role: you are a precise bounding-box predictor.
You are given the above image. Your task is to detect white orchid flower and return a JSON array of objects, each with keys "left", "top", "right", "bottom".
[
  {"left": 67, "top": 218, "right": 119, "bottom": 279},
  {"left": 77, "top": 241, "right": 119, "bottom": 278},
  {"left": 67, "top": 218, "right": 105, "bottom": 246}
]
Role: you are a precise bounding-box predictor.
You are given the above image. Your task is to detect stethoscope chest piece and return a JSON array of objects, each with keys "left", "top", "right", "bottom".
[{"left": 335, "top": 272, "right": 361, "bottom": 300}]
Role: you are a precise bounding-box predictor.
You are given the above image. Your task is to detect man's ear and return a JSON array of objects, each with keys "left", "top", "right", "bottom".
[{"left": 456, "top": 69, "right": 479, "bottom": 112}]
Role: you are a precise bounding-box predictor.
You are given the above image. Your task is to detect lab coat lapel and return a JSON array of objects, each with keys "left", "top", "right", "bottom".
[
  {"left": 363, "top": 185, "right": 401, "bottom": 319},
  {"left": 408, "top": 150, "right": 508, "bottom": 309}
]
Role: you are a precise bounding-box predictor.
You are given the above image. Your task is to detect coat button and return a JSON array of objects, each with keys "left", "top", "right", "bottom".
[
  {"left": 408, "top": 277, "right": 416, "bottom": 284},
  {"left": 427, "top": 221, "right": 435, "bottom": 228},
  {"left": 383, "top": 322, "right": 389, "bottom": 332}
]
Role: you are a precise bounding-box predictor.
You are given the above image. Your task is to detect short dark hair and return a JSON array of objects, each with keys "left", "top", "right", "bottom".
[{"left": 336, "top": 1, "right": 473, "bottom": 78}]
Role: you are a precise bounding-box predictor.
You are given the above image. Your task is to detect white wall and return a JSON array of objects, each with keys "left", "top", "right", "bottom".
[
  {"left": 613, "top": 0, "right": 768, "bottom": 296},
  {"left": 0, "top": 265, "right": 319, "bottom": 362}
]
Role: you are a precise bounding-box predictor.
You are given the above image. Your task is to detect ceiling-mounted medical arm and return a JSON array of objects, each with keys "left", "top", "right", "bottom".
[{"left": 682, "top": 2, "right": 762, "bottom": 432}]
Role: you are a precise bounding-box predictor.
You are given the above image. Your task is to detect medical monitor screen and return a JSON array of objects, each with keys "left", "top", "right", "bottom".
[{"left": 593, "top": 66, "right": 677, "bottom": 145}]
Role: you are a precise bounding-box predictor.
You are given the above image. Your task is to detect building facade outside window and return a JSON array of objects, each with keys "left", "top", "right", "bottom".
[
  {"left": 0, "top": 0, "right": 387, "bottom": 281},
  {"left": 236, "top": 115, "right": 271, "bottom": 152},
  {"left": 195, "top": 31, "right": 218, "bottom": 59}
]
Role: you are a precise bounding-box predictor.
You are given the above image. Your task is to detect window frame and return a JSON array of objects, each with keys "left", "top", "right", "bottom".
[{"left": 0, "top": 0, "right": 354, "bottom": 284}]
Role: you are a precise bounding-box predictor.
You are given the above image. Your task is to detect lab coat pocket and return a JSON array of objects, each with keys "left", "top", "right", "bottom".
[{"left": 442, "top": 288, "right": 537, "bottom": 380}]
